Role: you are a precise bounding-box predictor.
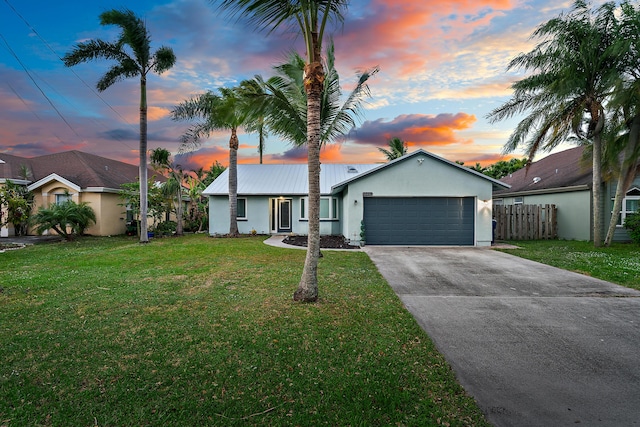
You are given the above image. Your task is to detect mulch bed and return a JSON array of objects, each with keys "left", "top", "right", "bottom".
[{"left": 283, "top": 235, "right": 360, "bottom": 249}]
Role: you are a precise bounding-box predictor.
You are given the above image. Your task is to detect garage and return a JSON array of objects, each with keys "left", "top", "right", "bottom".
[{"left": 363, "top": 197, "right": 475, "bottom": 245}]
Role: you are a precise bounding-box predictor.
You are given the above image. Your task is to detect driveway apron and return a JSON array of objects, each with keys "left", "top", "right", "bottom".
[{"left": 364, "top": 246, "right": 640, "bottom": 427}]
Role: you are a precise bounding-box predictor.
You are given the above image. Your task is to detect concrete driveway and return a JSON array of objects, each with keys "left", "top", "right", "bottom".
[{"left": 364, "top": 246, "right": 640, "bottom": 427}]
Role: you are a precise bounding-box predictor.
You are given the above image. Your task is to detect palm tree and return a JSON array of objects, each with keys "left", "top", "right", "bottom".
[
  {"left": 258, "top": 45, "right": 377, "bottom": 148},
  {"left": 171, "top": 87, "right": 248, "bottom": 236},
  {"left": 604, "top": 1, "right": 640, "bottom": 245},
  {"left": 378, "top": 137, "right": 407, "bottom": 161},
  {"left": 150, "top": 148, "right": 186, "bottom": 236},
  {"left": 237, "top": 79, "right": 269, "bottom": 164},
  {"left": 32, "top": 200, "right": 96, "bottom": 241},
  {"left": 217, "top": 0, "right": 349, "bottom": 302},
  {"left": 487, "top": 0, "right": 620, "bottom": 247},
  {"left": 63, "top": 8, "right": 176, "bottom": 244}
]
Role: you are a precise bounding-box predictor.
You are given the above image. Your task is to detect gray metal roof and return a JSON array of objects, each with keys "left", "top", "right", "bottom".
[
  {"left": 203, "top": 149, "right": 510, "bottom": 196},
  {"left": 203, "top": 163, "right": 379, "bottom": 196}
]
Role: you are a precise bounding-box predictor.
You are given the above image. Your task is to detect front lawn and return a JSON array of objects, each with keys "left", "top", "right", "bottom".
[
  {"left": 499, "top": 240, "right": 640, "bottom": 290},
  {"left": 0, "top": 235, "right": 488, "bottom": 426}
]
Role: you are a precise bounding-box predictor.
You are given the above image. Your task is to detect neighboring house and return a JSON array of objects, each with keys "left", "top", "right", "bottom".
[
  {"left": 493, "top": 146, "right": 640, "bottom": 242},
  {"left": 0, "top": 150, "right": 162, "bottom": 237},
  {"left": 203, "top": 149, "right": 509, "bottom": 246}
]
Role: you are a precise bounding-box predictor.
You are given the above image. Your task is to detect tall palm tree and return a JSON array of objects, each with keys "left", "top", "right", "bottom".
[
  {"left": 63, "top": 9, "right": 176, "bottom": 244},
  {"left": 604, "top": 1, "right": 640, "bottom": 245},
  {"left": 378, "top": 137, "right": 407, "bottom": 161},
  {"left": 171, "top": 87, "right": 248, "bottom": 236},
  {"left": 217, "top": 0, "right": 349, "bottom": 302},
  {"left": 487, "top": 0, "right": 620, "bottom": 247}
]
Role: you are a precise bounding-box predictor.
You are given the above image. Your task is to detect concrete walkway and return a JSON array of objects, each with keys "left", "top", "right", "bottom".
[{"left": 364, "top": 246, "right": 640, "bottom": 427}]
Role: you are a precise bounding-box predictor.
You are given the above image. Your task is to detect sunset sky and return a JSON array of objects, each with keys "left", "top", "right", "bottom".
[{"left": 1, "top": 0, "right": 589, "bottom": 171}]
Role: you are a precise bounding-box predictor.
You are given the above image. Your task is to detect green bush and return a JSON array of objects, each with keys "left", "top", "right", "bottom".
[
  {"left": 624, "top": 211, "right": 640, "bottom": 244},
  {"left": 154, "top": 220, "right": 176, "bottom": 236},
  {"left": 31, "top": 200, "right": 96, "bottom": 241}
]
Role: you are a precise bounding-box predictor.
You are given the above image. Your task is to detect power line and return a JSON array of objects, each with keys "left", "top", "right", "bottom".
[
  {"left": 0, "top": 31, "right": 80, "bottom": 137},
  {"left": 2, "top": 0, "right": 142, "bottom": 154},
  {"left": 5, "top": 81, "right": 67, "bottom": 144},
  {"left": 2, "top": 0, "right": 135, "bottom": 129}
]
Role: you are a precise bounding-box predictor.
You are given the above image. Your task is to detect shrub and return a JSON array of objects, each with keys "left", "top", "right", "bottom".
[
  {"left": 154, "top": 220, "right": 176, "bottom": 236},
  {"left": 31, "top": 200, "right": 96, "bottom": 241},
  {"left": 624, "top": 211, "right": 640, "bottom": 244}
]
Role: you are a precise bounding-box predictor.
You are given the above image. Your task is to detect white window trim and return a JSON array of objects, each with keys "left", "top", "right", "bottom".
[
  {"left": 237, "top": 198, "right": 248, "bottom": 220},
  {"left": 613, "top": 192, "right": 640, "bottom": 227},
  {"left": 299, "top": 196, "right": 339, "bottom": 220},
  {"left": 514, "top": 197, "right": 524, "bottom": 205},
  {"left": 55, "top": 193, "right": 72, "bottom": 205}
]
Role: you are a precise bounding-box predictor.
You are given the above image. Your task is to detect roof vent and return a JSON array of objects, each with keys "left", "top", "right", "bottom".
[
  {"left": 533, "top": 176, "right": 541, "bottom": 184},
  {"left": 347, "top": 166, "right": 358, "bottom": 173},
  {"left": 0, "top": 159, "right": 5, "bottom": 164}
]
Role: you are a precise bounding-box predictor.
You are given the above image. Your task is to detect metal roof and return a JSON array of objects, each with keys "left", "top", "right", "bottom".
[
  {"left": 203, "top": 149, "right": 510, "bottom": 196},
  {"left": 203, "top": 163, "right": 379, "bottom": 196}
]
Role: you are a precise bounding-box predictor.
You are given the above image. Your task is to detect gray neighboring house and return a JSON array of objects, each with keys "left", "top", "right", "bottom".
[
  {"left": 493, "top": 146, "right": 640, "bottom": 242},
  {"left": 203, "top": 149, "right": 509, "bottom": 246}
]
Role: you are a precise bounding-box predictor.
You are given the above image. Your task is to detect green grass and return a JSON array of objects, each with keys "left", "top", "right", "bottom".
[
  {"left": 499, "top": 240, "right": 640, "bottom": 290},
  {"left": 0, "top": 235, "right": 488, "bottom": 426}
]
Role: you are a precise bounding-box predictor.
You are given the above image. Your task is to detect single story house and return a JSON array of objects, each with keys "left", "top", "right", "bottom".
[
  {"left": 203, "top": 149, "right": 509, "bottom": 246},
  {"left": 493, "top": 146, "right": 640, "bottom": 242},
  {"left": 0, "top": 150, "right": 162, "bottom": 237}
]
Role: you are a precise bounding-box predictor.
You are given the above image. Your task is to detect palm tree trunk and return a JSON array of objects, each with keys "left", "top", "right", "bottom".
[
  {"left": 592, "top": 134, "right": 603, "bottom": 247},
  {"left": 175, "top": 185, "right": 184, "bottom": 236},
  {"left": 294, "top": 32, "right": 323, "bottom": 303},
  {"left": 259, "top": 125, "right": 264, "bottom": 164},
  {"left": 229, "top": 127, "right": 239, "bottom": 237},
  {"left": 139, "top": 74, "right": 149, "bottom": 243},
  {"left": 604, "top": 115, "right": 640, "bottom": 246}
]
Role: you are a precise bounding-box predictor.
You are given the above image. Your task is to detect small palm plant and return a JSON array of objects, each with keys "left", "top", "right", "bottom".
[{"left": 32, "top": 200, "right": 96, "bottom": 241}]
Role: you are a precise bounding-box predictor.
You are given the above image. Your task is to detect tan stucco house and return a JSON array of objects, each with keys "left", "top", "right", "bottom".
[{"left": 1, "top": 150, "right": 159, "bottom": 237}]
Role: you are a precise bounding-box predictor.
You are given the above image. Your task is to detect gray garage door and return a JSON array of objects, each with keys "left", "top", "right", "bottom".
[{"left": 363, "top": 197, "right": 474, "bottom": 245}]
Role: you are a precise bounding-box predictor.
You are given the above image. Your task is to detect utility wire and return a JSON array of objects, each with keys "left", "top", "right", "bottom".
[
  {"left": 6, "top": 81, "right": 67, "bottom": 144},
  {"left": 2, "top": 0, "right": 135, "bottom": 130},
  {"left": 0, "top": 31, "right": 80, "bottom": 137}
]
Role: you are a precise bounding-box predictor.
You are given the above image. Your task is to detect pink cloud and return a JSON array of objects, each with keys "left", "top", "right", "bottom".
[
  {"left": 349, "top": 113, "right": 476, "bottom": 147},
  {"left": 334, "top": 0, "right": 517, "bottom": 76}
]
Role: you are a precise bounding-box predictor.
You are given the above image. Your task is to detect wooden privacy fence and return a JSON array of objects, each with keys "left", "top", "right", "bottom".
[{"left": 493, "top": 204, "right": 558, "bottom": 240}]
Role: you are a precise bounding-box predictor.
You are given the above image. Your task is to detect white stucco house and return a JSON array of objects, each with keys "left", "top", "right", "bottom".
[{"left": 203, "top": 149, "right": 510, "bottom": 246}]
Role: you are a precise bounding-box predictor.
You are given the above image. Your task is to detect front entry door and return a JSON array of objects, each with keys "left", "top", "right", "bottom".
[{"left": 278, "top": 199, "right": 292, "bottom": 232}]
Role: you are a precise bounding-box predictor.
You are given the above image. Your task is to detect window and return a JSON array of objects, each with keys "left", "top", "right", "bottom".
[
  {"left": 514, "top": 197, "right": 524, "bottom": 205},
  {"left": 55, "top": 193, "right": 72, "bottom": 205},
  {"left": 300, "top": 197, "right": 339, "bottom": 220},
  {"left": 237, "top": 198, "right": 247, "bottom": 220},
  {"left": 613, "top": 188, "right": 640, "bottom": 227},
  {"left": 493, "top": 199, "right": 504, "bottom": 206},
  {"left": 320, "top": 198, "right": 330, "bottom": 219}
]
